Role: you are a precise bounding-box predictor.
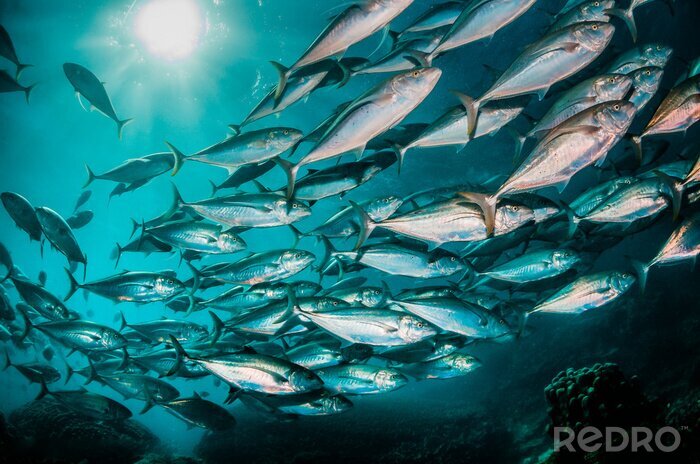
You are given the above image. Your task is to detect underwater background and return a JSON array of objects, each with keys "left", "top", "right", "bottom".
[{"left": 1, "top": 0, "right": 700, "bottom": 462}]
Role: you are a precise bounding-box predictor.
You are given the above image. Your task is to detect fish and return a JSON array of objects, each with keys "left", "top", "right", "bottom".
[
  {"left": 323, "top": 239, "right": 470, "bottom": 279},
  {"left": 632, "top": 213, "right": 700, "bottom": 291},
  {"left": 379, "top": 333, "right": 467, "bottom": 363},
  {"left": 461, "top": 100, "right": 637, "bottom": 235},
  {"left": 141, "top": 220, "right": 246, "bottom": 255},
  {"left": 388, "top": 296, "right": 511, "bottom": 338},
  {"left": 35, "top": 207, "right": 87, "bottom": 275},
  {"left": 168, "top": 127, "right": 303, "bottom": 175},
  {"left": 66, "top": 210, "right": 94, "bottom": 230},
  {"left": 294, "top": 305, "right": 437, "bottom": 346},
  {"left": 241, "top": 391, "right": 352, "bottom": 417},
  {"left": 546, "top": 0, "right": 614, "bottom": 34},
  {"left": 37, "top": 386, "right": 133, "bottom": 421},
  {"left": 399, "top": 353, "right": 481, "bottom": 380},
  {"left": 0, "top": 243, "right": 12, "bottom": 282},
  {"left": 0, "top": 69, "right": 34, "bottom": 102},
  {"left": 10, "top": 277, "right": 71, "bottom": 320},
  {"left": 457, "top": 21, "right": 615, "bottom": 136},
  {"left": 276, "top": 151, "right": 396, "bottom": 204},
  {"left": 632, "top": 75, "right": 700, "bottom": 160},
  {"left": 201, "top": 281, "right": 320, "bottom": 313},
  {"left": 63, "top": 63, "right": 132, "bottom": 139},
  {"left": 353, "top": 196, "right": 535, "bottom": 250},
  {"left": 83, "top": 152, "right": 175, "bottom": 188},
  {"left": 306, "top": 195, "right": 403, "bottom": 238},
  {"left": 314, "top": 364, "right": 408, "bottom": 394},
  {"left": 324, "top": 282, "right": 389, "bottom": 308},
  {"left": 285, "top": 342, "right": 344, "bottom": 369},
  {"left": 1, "top": 192, "right": 43, "bottom": 242},
  {"left": 111, "top": 235, "right": 173, "bottom": 268},
  {"left": 349, "top": 32, "right": 444, "bottom": 76},
  {"left": 605, "top": 0, "right": 675, "bottom": 42},
  {"left": 569, "top": 176, "right": 640, "bottom": 217},
  {"left": 170, "top": 185, "right": 311, "bottom": 228},
  {"left": 3, "top": 352, "right": 61, "bottom": 385},
  {"left": 395, "top": 101, "right": 526, "bottom": 160},
  {"left": 64, "top": 269, "right": 190, "bottom": 308},
  {"left": 400, "top": 1, "right": 464, "bottom": 36},
  {"left": 628, "top": 66, "right": 664, "bottom": 111},
  {"left": 23, "top": 317, "right": 128, "bottom": 353},
  {"left": 529, "top": 271, "right": 636, "bottom": 315},
  {"left": 195, "top": 249, "right": 315, "bottom": 285},
  {"left": 278, "top": 67, "right": 442, "bottom": 197},
  {"left": 131, "top": 350, "right": 209, "bottom": 379},
  {"left": 73, "top": 190, "right": 92, "bottom": 213},
  {"left": 429, "top": 0, "right": 536, "bottom": 59},
  {"left": 0, "top": 25, "right": 31, "bottom": 78},
  {"left": 158, "top": 393, "right": 236, "bottom": 431},
  {"left": 119, "top": 312, "right": 210, "bottom": 344},
  {"left": 478, "top": 248, "right": 582, "bottom": 283},
  {"left": 90, "top": 372, "right": 180, "bottom": 410},
  {"left": 210, "top": 160, "right": 276, "bottom": 194},
  {"left": 169, "top": 337, "right": 323, "bottom": 398},
  {"left": 605, "top": 43, "right": 672, "bottom": 75},
  {"left": 0, "top": 289, "right": 14, "bottom": 321},
  {"left": 527, "top": 73, "right": 633, "bottom": 138},
  {"left": 272, "top": 0, "right": 414, "bottom": 99}
]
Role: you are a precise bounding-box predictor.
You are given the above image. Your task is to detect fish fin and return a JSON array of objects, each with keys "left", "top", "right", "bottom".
[
  {"left": 84, "top": 358, "right": 100, "bottom": 385},
  {"left": 368, "top": 25, "right": 391, "bottom": 58},
  {"left": 118, "top": 310, "right": 128, "bottom": 332},
  {"left": 228, "top": 124, "right": 241, "bottom": 136},
  {"left": 458, "top": 192, "right": 497, "bottom": 236},
  {"left": 350, "top": 200, "right": 377, "bottom": 250},
  {"left": 273, "top": 157, "right": 300, "bottom": 199},
  {"left": 349, "top": 144, "right": 366, "bottom": 161},
  {"left": 335, "top": 59, "right": 352, "bottom": 88},
  {"left": 167, "top": 335, "right": 189, "bottom": 377},
  {"left": 224, "top": 386, "right": 241, "bottom": 404},
  {"left": 165, "top": 142, "right": 187, "bottom": 176},
  {"left": 15, "top": 63, "right": 32, "bottom": 80},
  {"left": 269, "top": 61, "right": 290, "bottom": 104},
  {"left": 605, "top": 8, "right": 637, "bottom": 43},
  {"left": 288, "top": 224, "right": 303, "bottom": 249},
  {"left": 116, "top": 118, "right": 133, "bottom": 140},
  {"left": 36, "top": 380, "right": 50, "bottom": 401},
  {"left": 111, "top": 243, "right": 124, "bottom": 269},
  {"left": 23, "top": 83, "right": 35, "bottom": 104},
  {"left": 83, "top": 163, "right": 96, "bottom": 188},
  {"left": 2, "top": 349, "right": 11, "bottom": 371},
  {"left": 390, "top": 143, "right": 408, "bottom": 174},
  {"left": 451, "top": 90, "right": 480, "bottom": 139},
  {"left": 209, "top": 311, "right": 225, "bottom": 346},
  {"left": 504, "top": 126, "right": 526, "bottom": 166},
  {"left": 629, "top": 258, "right": 650, "bottom": 294},
  {"left": 653, "top": 170, "right": 682, "bottom": 220},
  {"left": 64, "top": 268, "right": 81, "bottom": 301},
  {"left": 630, "top": 134, "right": 643, "bottom": 165},
  {"left": 76, "top": 92, "right": 87, "bottom": 111},
  {"left": 555, "top": 178, "right": 570, "bottom": 194}
]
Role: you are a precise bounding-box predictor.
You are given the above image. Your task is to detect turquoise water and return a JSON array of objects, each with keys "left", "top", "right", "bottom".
[{"left": 1, "top": 0, "right": 700, "bottom": 462}]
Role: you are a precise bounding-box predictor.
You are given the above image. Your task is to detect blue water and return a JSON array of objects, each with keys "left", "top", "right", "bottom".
[{"left": 1, "top": 0, "right": 700, "bottom": 462}]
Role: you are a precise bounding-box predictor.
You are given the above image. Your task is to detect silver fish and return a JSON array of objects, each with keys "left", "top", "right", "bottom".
[
  {"left": 143, "top": 220, "right": 246, "bottom": 255},
  {"left": 1, "top": 192, "right": 42, "bottom": 242},
  {"left": 315, "top": 364, "right": 408, "bottom": 394},
  {"left": 547, "top": 0, "right": 614, "bottom": 34},
  {"left": 605, "top": 43, "right": 672, "bottom": 75},
  {"left": 479, "top": 248, "right": 581, "bottom": 283},
  {"left": 83, "top": 152, "right": 174, "bottom": 188},
  {"left": 400, "top": 353, "right": 481, "bottom": 380},
  {"left": 35, "top": 207, "right": 87, "bottom": 272},
  {"left": 530, "top": 271, "right": 635, "bottom": 314},
  {"left": 195, "top": 249, "right": 315, "bottom": 285},
  {"left": 628, "top": 66, "right": 664, "bottom": 111}
]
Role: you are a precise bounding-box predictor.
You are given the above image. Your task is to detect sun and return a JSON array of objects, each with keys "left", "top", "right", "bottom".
[{"left": 134, "top": 0, "right": 204, "bottom": 60}]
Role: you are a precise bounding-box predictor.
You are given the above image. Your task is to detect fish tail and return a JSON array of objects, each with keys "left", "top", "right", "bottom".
[
  {"left": 84, "top": 358, "right": 100, "bottom": 385},
  {"left": 629, "top": 258, "right": 650, "bottom": 294},
  {"left": 64, "top": 267, "right": 81, "bottom": 302},
  {"left": 557, "top": 200, "right": 579, "bottom": 240},
  {"left": 274, "top": 285, "right": 298, "bottom": 326},
  {"left": 23, "top": 83, "right": 36, "bottom": 104},
  {"left": 316, "top": 236, "right": 337, "bottom": 274},
  {"left": 208, "top": 180, "right": 219, "bottom": 197},
  {"left": 36, "top": 380, "right": 50, "bottom": 401},
  {"left": 630, "top": 134, "right": 643, "bottom": 164},
  {"left": 269, "top": 61, "right": 290, "bottom": 104},
  {"left": 129, "top": 218, "right": 141, "bottom": 240},
  {"left": 458, "top": 192, "right": 497, "bottom": 237},
  {"left": 227, "top": 124, "right": 241, "bottom": 136},
  {"left": 390, "top": 143, "right": 409, "bottom": 174},
  {"left": 504, "top": 126, "right": 526, "bottom": 166},
  {"left": 605, "top": 8, "right": 637, "bottom": 43},
  {"left": 349, "top": 200, "right": 377, "bottom": 250},
  {"left": 116, "top": 118, "right": 133, "bottom": 140},
  {"left": 168, "top": 182, "right": 186, "bottom": 218},
  {"left": 288, "top": 224, "right": 304, "bottom": 249},
  {"left": 335, "top": 59, "right": 353, "bottom": 87},
  {"left": 186, "top": 261, "right": 202, "bottom": 294},
  {"left": 273, "top": 157, "right": 299, "bottom": 199},
  {"left": 167, "top": 335, "right": 190, "bottom": 377},
  {"left": 64, "top": 362, "right": 74, "bottom": 385},
  {"left": 165, "top": 142, "right": 187, "bottom": 176},
  {"left": 118, "top": 310, "right": 128, "bottom": 332},
  {"left": 451, "top": 90, "right": 480, "bottom": 139},
  {"left": 208, "top": 311, "right": 225, "bottom": 346},
  {"left": 15, "top": 63, "right": 32, "bottom": 80},
  {"left": 2, "top": 348, "right": 11, "bottom": 371},
  {"left": 653, "top": 170, "right": 683, "bottom": 220},
  {"left": 111, "top": 242, "right": 123, "bottom": 268},
  {"left": 83, "top": 163, "right": 96, "bottom": 188}
]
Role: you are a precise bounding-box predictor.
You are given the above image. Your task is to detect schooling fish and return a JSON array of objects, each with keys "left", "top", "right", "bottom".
[
  {"left": 632, "top": 75, "right": 700, "bottom": 160},
  {"left": 210, "top": 160, "right": 276, "bottom": 194},
  {"left": 400, "top": 1, "right": 463, "bottom": 36},
  {"left": 141, "top": 220, "right": 246, "bottom": 255},
  {"left": 461, "top": 101, "right": 636, "bottom": 235},
  {"left": 168, "top": 127, "right": 302, "bottom": 176},
  {"left": 23, "top": 317, "right": 128, "bottom": 353},
  {"left": 428, "top": 0, "right": 536, "bottom": 59},
  {"left": 400, "top": 353, "right": 481, "bottom": 380},
  {"left": 84, "top": 152, "right": 174, "bottom": 189},
  {"left": 3, "top": 352, "right": 61, "bottom": 385},
  {"left": 35, "top": 207, "right": 87, "bottom": 275},
  {"left": 527, "top": 73, "right": 632, "bottom": 138},
  {"left": 1, "top": 192, "right": 43, "bottom": 243},
  {"left": 628, "top": 66, "right": 664, "bottom": 111},
  {"left": 272, "top": 0, "right": 414, "bottom": 99},
  {"left": 0, "top": 69, "right": 34, "bottom": 102},
  {"left": 314, "top": 364, "right": 408, "bottom": 394},
  {"left": 0, "top": 25, "right": 31, "bottom": 78},
  {"left": 478, "top": 248, "right": 581, "bottom": 284},
  {"left": 457, "top": 21, "right": 615, "bottom": 137},
  {"left": 605, "top": 0, "right": 675, "bottom": 43},
  {"left": 10, "top": 277, "right": 71, "bottom": 320},
  {"left": 64, "top": 269, "right": 189, "bottom": 307},
  {"left": 605, "top": 43, "right": 672, "bottom": 75},
  {"left": 194, "top": 249, "right": 315, "bottom": 285},
  {"left": 242, "top": 391, "right": 352, "bottom": 417},
  {"left": 66, "top": 210, "right": 93, "bottom": 230},
  {"left": 285, "top": 342, "right": 344, "bottom": 370},
  {"left": 158, "top": 394, "right": 236, "bottom": 431},
  {"left": 278, "top": 67, "right": 441, "bottom": 197},
  {"left": 119, "top": 312, "right": 209, "bottom": 344},
  {"left": 529, "top": 271, "right": 636, "bottom": 315},
  {"left": 306, "top": 195, "right": 403, "bottom": 239},
  {"left": 90, "top": 372, "right": 180, "bottom": 410},
  {"left": 546, "top": 0, "right": 614, "bottom": 34},
  {"left": 633, "top": 213, "right": 700, "bottom": 292},
  {"left": 569, "top": 176, "right": 639, "bottom": 217},
  {"left": 73, "top": 190, "right": 92, "bottom": 213},
  {"left": 37, "top": 386, "right": 132, "bottom": 421},
  {"left": 63, "top": 63, "right": 132, "bottom": 138}
]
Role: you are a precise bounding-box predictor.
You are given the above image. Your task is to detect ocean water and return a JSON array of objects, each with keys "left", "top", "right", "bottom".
[{"left": 1, "top": 0, "right": 700, "bottom": 462}]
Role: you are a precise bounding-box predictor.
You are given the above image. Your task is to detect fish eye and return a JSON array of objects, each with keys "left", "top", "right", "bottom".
[
  {"left": 295, "top": 252, "right": 303, "bottom": 258},
  {"left": 656, "top": 45, "right": 662, "bottom": 50},
  {"left": 591, "top": 24, "right": 598, "bottom": 30},
  {"left": 333, "top": 301, "right": 338, "bottom": 306},
  {"left": 594, "top": 1, "right": 599, "bottom": 5},
  {"left": 292, "top": 203, "right": 298, "bottom": 208},
  {"left": 644, "top": 70, "right": 651, "bottom": 75},
  {"left": 416, "top": 321, "right": 424, "bottom": 328},
  {"left": 613, "top": 104, "right": 620, "bottom": 110},
  {"left": 450, "top": 257, "right": 456, "bottom": 261},
  {"left": 608, "top": 77, "right": 614, "bottom": 83},
  {"left": 283, "top": 129, "right": 289, "bottom": 135},
  {"left": 412, "top": 70, "right": 420, "bottom": 77},
  {"left": 167, "top": 279, "right": 174, "bottom": 285}
]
